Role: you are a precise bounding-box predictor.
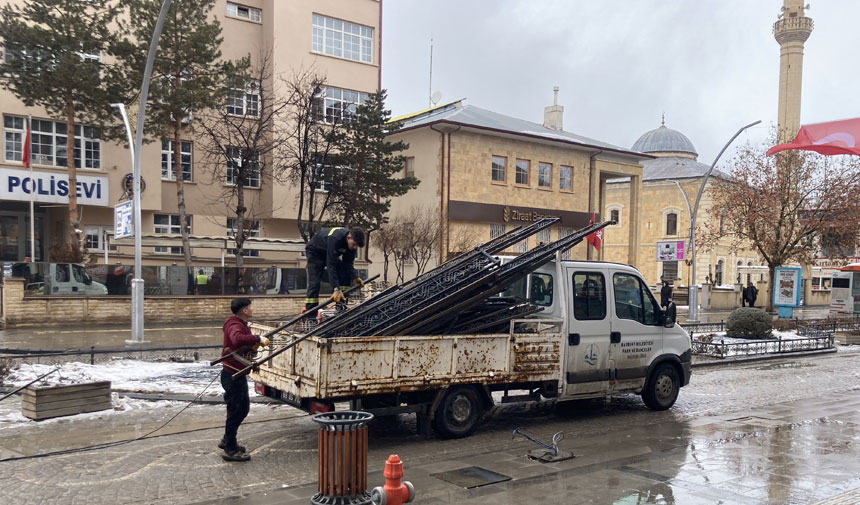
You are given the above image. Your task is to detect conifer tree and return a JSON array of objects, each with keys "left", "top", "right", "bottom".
[
  {"left": 0, "top": 0, "right": 127, "bottom": 260},
  {"left": 328, "top": 90, "right": 418, "bottom": 233},
  {"left": 124, "top": 0, "right": 247, "bottom": 268}
]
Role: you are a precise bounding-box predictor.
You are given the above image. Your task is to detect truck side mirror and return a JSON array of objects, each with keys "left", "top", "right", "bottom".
[{"left": 663, "top": 310, "right": 676, "bottom": 328}]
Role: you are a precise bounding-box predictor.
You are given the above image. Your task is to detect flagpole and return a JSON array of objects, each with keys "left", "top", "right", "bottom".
[{"left": 27, "top": 115, "right": 34, "bottom": 262}]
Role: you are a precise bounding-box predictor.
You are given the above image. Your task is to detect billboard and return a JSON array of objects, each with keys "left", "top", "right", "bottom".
[
  {"left": 773, "top": 267, "right": 802, "bottom": 307},
  {"left": 656, "top": 240, "right": 685, "bottom": 262}
]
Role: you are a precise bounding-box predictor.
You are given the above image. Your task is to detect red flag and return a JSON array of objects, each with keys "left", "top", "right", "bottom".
[
  {"left": 767, "top": 117, "right": 860, "bottom": 157},
  {"left": 22, "top": 119, "right": 30, "bottom": 169},
  {"left": 586, "top": 213, "right": 603, "bottom": 251}
]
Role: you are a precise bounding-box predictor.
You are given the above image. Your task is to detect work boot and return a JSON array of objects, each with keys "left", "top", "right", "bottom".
[
  {"left": 222, "top": 448, "right": 251, "bottom": 462},
  {"left": 218, "top": 439, "right": 246, "bottom": 453}
]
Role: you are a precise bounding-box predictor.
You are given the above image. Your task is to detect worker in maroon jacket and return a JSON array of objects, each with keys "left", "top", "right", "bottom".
[{"left": 220, "top": 298, "right": 268, "bottom": 462}]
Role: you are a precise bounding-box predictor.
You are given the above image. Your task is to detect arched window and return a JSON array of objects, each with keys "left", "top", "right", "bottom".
[
  {"left": 666, "top": 213, "right": 677, "bottom": 236},
  {"left": 611, "top": 209, "right": 620, "bottom": 224},
  {"left": 715, "top": 260, "right": 724, "bottom": 286}
]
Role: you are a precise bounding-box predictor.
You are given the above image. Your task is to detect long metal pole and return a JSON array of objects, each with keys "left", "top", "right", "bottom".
[
  {"left": 127, "top": 0, "right": 173, "bottom": 345},
  {"left": 27, "top": 116, "right": 35, "bottom": 261},
  {"left": 686, "top": 120, "right": 761, "bottom": 322}
]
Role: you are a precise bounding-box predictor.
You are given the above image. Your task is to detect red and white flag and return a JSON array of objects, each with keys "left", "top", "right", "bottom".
[
  {"left": 767, "top": 117, "right": 860, "bottom": 157},
  {"left": 586, "top": 213, "right": 602, "bottom": 251},
  {"left": 22, "top": 119, "right": 31, "bottom": 169}
]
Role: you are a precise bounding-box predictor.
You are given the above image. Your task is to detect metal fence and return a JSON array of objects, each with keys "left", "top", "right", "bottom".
[
  {"left": 693, "top": 335, "right": 835, "bottom": 358},
  {"left": 0, "top": 344, "right": 222, "bottom": 365},
  {"left": 681, "top": 321, "right": 726, "bottom": 338}
]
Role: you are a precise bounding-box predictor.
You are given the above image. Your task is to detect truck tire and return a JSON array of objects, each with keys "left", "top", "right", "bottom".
[
  {"left": 432, "top": 386, "right": 484, "bottom": 438},
  {"left": 642, "top": 362, "right": 680, "bottom": 411}
]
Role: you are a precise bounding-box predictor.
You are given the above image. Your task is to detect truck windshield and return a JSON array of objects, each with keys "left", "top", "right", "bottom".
[{"left": 72, "top": 264, "right": 90, "bottom": 284}]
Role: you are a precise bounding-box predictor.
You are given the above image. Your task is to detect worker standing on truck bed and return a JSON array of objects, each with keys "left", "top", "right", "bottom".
[
  {"left": 220, "top": 298, "right": 268, "bottom": 462},
  {"left": 305, "top": 227, "right": 365, "bottom": 314}
]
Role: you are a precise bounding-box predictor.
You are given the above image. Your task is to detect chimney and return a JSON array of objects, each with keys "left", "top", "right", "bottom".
[{"left": 543, "top": 86, "right": 564, "bottom": 131}]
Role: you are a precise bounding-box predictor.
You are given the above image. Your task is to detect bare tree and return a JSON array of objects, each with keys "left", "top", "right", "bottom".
[
  {"left": 373, "top": 216, "right": 403, "bottom": 284},
  {"left": 700, "top": 136, "right": 860, "bottom": 311},
  {"left": 402, "top": 206, "right": 442, "bottom": 276},
  {"left": 198, "top": 51, "right": 289, "bottom": 267},
  {"left": 279, "top": 69, "right": 342, "bottom": 242}
]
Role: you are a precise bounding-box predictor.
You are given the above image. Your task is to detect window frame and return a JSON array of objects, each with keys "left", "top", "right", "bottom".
[
  {"left": 515, "top": 159, "right": 530, "bottom": 186},
  {"left": 530, "top": 272, "right": 553, "bottom": 306},
  {"left": 153, "top": 213, "right": 190, "bottom": 255},
  {"left": 559, "top": 165, "right": 573, "bottom": 192},
  {"left": 537, "top": 162, "right": 552, "bottom": 189},
  {"left": 490, "top": 223, "right": 506, "bottom": 239},
  {"left": 226, "top": 79, "right": 260, "bottom": 117},
  {"left": 84, "top": 225, "right": 117, "bottom": 252},
  {"left": 403, "top": 156, "right": 415, "bottom": 179},
  {"left": 225, "top": 147, "right": 261, "bottom": 188},
  {"left": 315, "top": 86, "right": 370, "bottom": 124},
  {"left": 161, "top": 140, "right": 192, "bottom": 182},
  {"left": 312, "top": 14, "right": 374, "bottom": 63},
  {"left": 4, "top": 115, "right": 100, "bottom": 169},
  {"left": 612, "top": 272, "right": 660, "bottom": 326},
  {"left": 666, "top": 212, "right": 678, "bottom": 236},
  {"left": 491, "top": 155, "right": 506, "bottom": 183},
  {"left": 226, "top": 2, "right": 262, "bottom": 23},
  {"left": 227, "top": 218, "right": 261, "bottom": 257}
]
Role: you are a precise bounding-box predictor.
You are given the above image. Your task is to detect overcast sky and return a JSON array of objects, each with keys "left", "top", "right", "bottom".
[{"left": 381, "top": 1, "right": 860, "bottom": 165}]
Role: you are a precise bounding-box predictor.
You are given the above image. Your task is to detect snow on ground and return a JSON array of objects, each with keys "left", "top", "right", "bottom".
[
  {"left": 692, "top": 329, "right": 808, "bottom": 345},
  {"left": 0, "top": 394, "right": 181, "bottom": 428},
  {"left": 8, "top": 359, "right": 249, "bottom": 396}
]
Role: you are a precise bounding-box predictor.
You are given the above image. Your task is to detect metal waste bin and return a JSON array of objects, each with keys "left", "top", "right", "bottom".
[{"left": 312, "top": 411, "right": 374, "bottom": 505}]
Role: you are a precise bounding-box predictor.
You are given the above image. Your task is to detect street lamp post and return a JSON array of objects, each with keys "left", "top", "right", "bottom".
[
  {"left": 686, "top": 120, "right": 761, "bottom": 323},
  {"left": 123, "top": 0, "right": 173, "bottom": 345}
]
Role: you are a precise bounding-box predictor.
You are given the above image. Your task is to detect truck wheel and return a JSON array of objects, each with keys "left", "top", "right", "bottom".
[
  {"left": 642, "top": 363, "right": 680, "bottom": 411},
  {"left": 432, "top": 386, "right": 484, "bottom": 438}
]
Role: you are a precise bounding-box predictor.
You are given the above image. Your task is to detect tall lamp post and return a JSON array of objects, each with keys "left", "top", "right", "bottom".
[
  {"left": 122, "top": 0, "right": 173, "bottom": 345},
  {"left": 686, "top": 120, "right": 761, "bottom": 323}
]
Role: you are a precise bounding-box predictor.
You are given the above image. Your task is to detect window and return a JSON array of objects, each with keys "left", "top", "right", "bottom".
[
  {"left": 666, "top": 212, "right": 678, "bottom": 236},
  {"left": 316, "top": 86, "right": 370, "bottom": 124},
  {"left": 662, "top": 261, "right": 678, "bottom": 281},
  {"left": 560, "top": 165, "right": 572, "bottom": 191},
  {"left": 530, "top": 273, "right": 553, "bottom": 306},
  {"left": 84, "top": 226, "right": 117, "bottom": 251},
  {"left": 613, "top": 273, "right": 659, "bottom": 325},
  {"left": 715, "top": 260, "right": 724, "bottom": 286},
  {"left": 515, "top": 159, "right": 529, "bottom": 185},
  {"left": 226, "top": 2, "right": 261, "bottom": 22},
  {"left": 161, "top": 141, "right": 192, "bottom": 181},
  {"left": 490, "top": 224, "right": 505, "bottom": 239},
  {"left": 737, "top": 260, "right": 743, "bottom": 284},
  {"left": 312, "top": 14, "right": 373, "bottom": 63},
  {"left": 310, "top": 153, "right": 338, "bottom": 192},
  {"left": 56, "top": 264, "right": 70, "bottom": 282},
  {"left": 558, "top": 227, "right": 574, "bottom": 260},
  {"left": 514, "top": 236, "right": 529, "bottom": 254},
  {"left": 537, "top": 228, "right": 550, "bottom": 246},
  {"left": 719, "top": 214, "right": 725, "bottom": 235},
  {"left": 538, "top": 162, "right": 552, "bottom": 188},
  {"left": 226, "top": 80, "right": 260, "bottom": 116},
  {"left": 573, "top": 272, "right": 606, "bottom": 320},
  {"left": 610, "top": 209, "right": 620, "bottom": 225},
  {"left": 833, "top": 277, "right": 850, "bottom": 289},
  {"left": 491, "top": 155, "right": 506, "bottom": 182},
  {"left": 403, "top": 156, "right": 415, "bottom": 179},
  {"left": 154, "top": 214, "right": 190, "bottom": 254},
  {"left": 227, "top": 218, "right": 260, "bottom": 257},
  {"left": 4, "top": 115, "right": 100, "bottom": 169},
  {"left": 226, "top": 147, "right": 261, "bottom": 188}
]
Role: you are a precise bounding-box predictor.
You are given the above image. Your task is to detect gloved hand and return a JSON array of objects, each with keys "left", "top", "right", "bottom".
[
  {"left": 331, "top": 289, "right": 346, "bottom": 304},
  {"left": 353, "top": 277, "right": 364, "bottom": 287},
  {"left": 259, "top": 336, "right": 270, "bottom": 347}
]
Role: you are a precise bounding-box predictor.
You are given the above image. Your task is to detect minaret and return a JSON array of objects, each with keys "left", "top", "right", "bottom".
[{"left": 773, "top": 0, "right": 813, "bottom": 141}]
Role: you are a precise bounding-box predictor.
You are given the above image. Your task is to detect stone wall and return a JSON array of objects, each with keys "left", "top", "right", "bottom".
[{"left": 1, "top": 278, "right": 305, "bottom": 327}]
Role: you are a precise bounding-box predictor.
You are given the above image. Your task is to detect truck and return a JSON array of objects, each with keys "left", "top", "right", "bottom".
[
  {"left": 249, "top": 259, "right": 692, "bottom": 438},
  {"left": 12, "top": 262, "right": 108, "bottom": 295}
]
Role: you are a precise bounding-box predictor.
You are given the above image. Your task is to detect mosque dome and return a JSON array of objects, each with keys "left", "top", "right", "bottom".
[{"left": 632, "top": 120, "right": 698, "bottom": 158}]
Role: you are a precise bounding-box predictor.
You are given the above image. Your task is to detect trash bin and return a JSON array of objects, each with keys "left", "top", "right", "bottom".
[{"left": 312, "top": 411, "right": 374, "bottom": 505}]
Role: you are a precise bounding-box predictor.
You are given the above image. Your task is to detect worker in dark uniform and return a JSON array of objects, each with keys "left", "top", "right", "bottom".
[{"left": 305, "top": 227, "right": 365, "bottom": 313}]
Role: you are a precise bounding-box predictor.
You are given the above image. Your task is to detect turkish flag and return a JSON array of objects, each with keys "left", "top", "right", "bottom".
[
  {"left": 22, "top": 119, "right": 30, "bottom": 169},
  {"left": 767, "top": 118, "right": 860, "bottom": 157},
  {"left": 586, "top": 213, "right": 603, "bottom": 251}
]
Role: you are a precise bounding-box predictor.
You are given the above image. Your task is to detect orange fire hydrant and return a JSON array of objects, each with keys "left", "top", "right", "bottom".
[{"left": 370, "top": 454, "right": 414, "bottom": 505}]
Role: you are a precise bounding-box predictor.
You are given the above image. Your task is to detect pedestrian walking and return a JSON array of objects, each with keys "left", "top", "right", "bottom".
[
  {"left": 660, "top": 280, "right": 673, "bottom": 309},
  {"left": 664, "top": 296, "right": 677, "bottom": 326},
  {"left": 219, "top": 298, "right": 268, "bottom": 462},
  {"left": 196, "top": 269, "right": 208, "bottom": 295},
  {"left": 304, "top": 226, "right": 365, "bottom": 314},
  {"left": 743, "top": 281, "right": 758, "bottom": 308}
]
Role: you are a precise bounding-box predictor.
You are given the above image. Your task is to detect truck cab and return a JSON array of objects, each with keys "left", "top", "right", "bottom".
[{"left": 14, "top": 263, "right": 108, "bottom": 295}]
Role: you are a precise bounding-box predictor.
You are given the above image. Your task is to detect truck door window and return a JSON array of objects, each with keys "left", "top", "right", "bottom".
[
  {"left": 572, "top": 272, "right": 606, "bottom": 320},
  {"left": 72, "top": 265, "right": 85, "bottom": 283},
  {"left": 613, "top": 273, "right": 660, "bottom": 325},
  {"left": 530, "top": 273, "right": 553, "bottom": 306},
  {"left": 56, "top": 264, "right": 70, "bottom": 282},
  {"left": 499, "top": 276, "right": 527, "bottom": 300}
]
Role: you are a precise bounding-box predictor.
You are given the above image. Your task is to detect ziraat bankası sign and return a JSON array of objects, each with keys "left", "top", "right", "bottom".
[{"left": 0, "top": 167, "right": 109, "bottom": 207}]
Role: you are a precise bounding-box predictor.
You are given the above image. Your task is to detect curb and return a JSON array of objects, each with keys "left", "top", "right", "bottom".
[{"left": 691, "top": 348, "right": 838, "bottom": 368}]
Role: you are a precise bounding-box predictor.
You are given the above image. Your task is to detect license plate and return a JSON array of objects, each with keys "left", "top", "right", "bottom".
[{"left": 280, "top": 391, "right": 302, "bottom": 408}]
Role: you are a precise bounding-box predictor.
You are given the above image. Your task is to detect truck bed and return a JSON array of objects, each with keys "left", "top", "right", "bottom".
[{"left": 249, "top": 320, "right": 562, "bottom": 400}]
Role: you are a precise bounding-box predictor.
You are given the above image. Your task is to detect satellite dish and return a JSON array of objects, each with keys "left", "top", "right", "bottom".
[{"left": 430, "top": 91, "right": 442, "bottom": 106}]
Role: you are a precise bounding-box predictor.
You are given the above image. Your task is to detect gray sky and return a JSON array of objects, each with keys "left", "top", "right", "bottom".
[{"left": 381, "top": 1, "right": 860, "bottom": 165}]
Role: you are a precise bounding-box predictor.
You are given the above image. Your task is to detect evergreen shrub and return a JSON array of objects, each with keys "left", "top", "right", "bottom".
[{"left": 726, "top": 308, "right": 773, "bottom": 339}]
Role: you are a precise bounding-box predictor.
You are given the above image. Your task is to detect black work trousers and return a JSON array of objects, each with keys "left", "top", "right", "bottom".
[
  {"left": 221, "top": 370, "right": 250, "bottom": 451},
  {"left": 305, "top": 252, "right": 352, "bottom": 311}
]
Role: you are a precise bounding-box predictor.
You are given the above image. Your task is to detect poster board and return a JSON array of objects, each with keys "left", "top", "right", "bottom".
[
  {"left": 656, "top": 240, "right": 685, "bottom": 262},
  {"left": 773, "top": 267, "right": 802, "bottom": 307}
]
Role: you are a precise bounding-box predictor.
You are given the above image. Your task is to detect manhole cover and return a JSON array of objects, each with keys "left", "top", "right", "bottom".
[{"left": 431, "top": 466, "right": 512, "bottom": 489}]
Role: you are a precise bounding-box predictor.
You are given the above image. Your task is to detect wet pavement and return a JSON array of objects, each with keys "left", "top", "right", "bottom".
[{"left": 0, "top": 348, "right": 859, "bottom": 504}]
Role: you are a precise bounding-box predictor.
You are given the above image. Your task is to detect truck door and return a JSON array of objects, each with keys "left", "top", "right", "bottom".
[
  {"left": 608, "top": 271, "right": 664, "bottom": 393},
  {"left": 52, "top": 264, "right": 73, "bottom": 294},
  {"left": 562, "top": 268, "right": 612, "bottom": 397}
]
